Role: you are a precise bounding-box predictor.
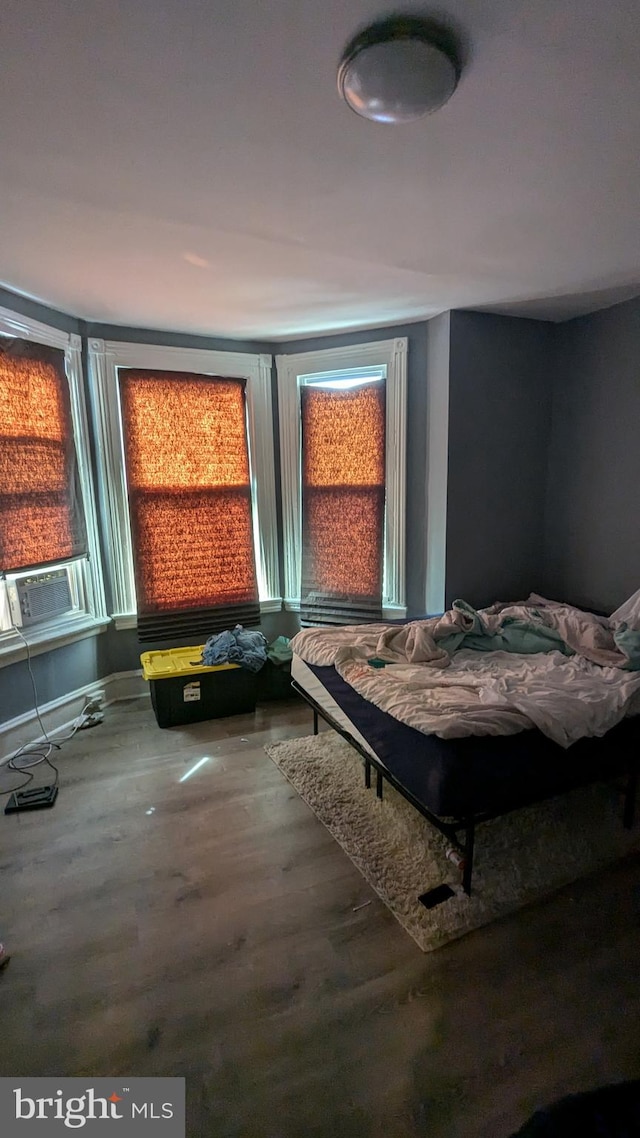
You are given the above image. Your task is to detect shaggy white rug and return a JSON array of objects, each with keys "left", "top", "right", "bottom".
[{"left": 265, "top": 732, "right": 639, "bottom": 951}]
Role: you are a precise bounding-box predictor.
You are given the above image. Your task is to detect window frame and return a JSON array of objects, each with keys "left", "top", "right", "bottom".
[
  {"left": 0, "top": 306, "right": 108, "bottom": 666},
  {"left": 276, "top": 337, "right": 407, "bottom": 619},
  {"left": 88, "top": 339, "right": 280, "bottom": 628}
]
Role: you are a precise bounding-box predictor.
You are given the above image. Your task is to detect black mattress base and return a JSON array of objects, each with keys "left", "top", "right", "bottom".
[
  {"left": 293, "top": 664, "right": 640, "bottom": 896},
  {"left": 306, "top": 663, "right": 640, "bottom": 819}
]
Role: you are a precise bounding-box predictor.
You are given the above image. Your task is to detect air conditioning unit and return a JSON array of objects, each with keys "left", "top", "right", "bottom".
[{"left": 7, "top": 568, "right": 74, "bottom": 628}]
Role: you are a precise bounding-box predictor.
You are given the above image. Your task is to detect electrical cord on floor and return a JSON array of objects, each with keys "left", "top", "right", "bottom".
[
  {"left": 11, "top": 620, "right": 54, "bottom": 740},
  {"left": 0, "top": 621, "right": 101, "bottom": 798}
]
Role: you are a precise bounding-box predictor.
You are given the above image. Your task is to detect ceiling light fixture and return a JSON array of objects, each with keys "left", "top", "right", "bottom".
[{"left": 337, "top": 15, "right": 461, "bottom": 124}]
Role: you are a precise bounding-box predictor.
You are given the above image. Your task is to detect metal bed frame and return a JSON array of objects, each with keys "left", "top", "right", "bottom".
[{"left": 292, "top": 679, "right": 639, "bottom": 897}]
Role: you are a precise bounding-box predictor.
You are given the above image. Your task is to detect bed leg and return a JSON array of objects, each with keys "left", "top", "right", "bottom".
[
  {"left": 364, "top": 758, "right": 371, "bottom": 789},
  {"left": 623, "top": 762, "right": 638, "bottom": 829},
  {"left": 376, "top": 769, "right": 383, "bottom": 799},
  {"left": 462, "top": 824, "right": 475, "bottom": 895},
  {"left": 313, "top": 709, "right": 318, "bottom": 736}
]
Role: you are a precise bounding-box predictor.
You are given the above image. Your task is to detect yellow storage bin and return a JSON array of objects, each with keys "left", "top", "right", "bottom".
[{"left": 140, "top": 645, "right": 257, "bottom": 728}]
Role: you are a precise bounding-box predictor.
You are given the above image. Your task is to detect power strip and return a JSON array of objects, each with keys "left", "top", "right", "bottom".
[
  {"left": 77, "top": 712, "right": 104, "bottom": 730},
  {"left": 83, "top": 691, "right": 106, "bottom": 716}
]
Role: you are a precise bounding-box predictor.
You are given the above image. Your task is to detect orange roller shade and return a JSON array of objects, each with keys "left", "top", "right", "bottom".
[
  {"left": 0, "top": 339, "right": 87, "bottom": 572},
  {"left": 300, "top": 381, "right": 385, "bottom": 624},
  {"left": 118, "top": 370, "right": 259, "bottom": 634}
]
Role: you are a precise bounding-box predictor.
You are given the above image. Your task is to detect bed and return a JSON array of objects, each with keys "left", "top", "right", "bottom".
[{"left": 290, "top": 597, "right": 640, "bottom": 898}]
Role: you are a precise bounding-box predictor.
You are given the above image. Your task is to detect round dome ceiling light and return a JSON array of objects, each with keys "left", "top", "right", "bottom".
[{"left": 337, "top": 15, "right": 461, "bottom": 124}]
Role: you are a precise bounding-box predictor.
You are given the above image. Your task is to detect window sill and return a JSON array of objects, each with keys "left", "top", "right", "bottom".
[
  {"left": 382, "top": 603, "right": 408, "bottom": 621},
  {"left": 112, "top": 614, "right": 138, "bottom": 631},
  {"left": 284, "top": 600, "right": 407, "bottom": 620},
  {"left": 0, "top": 615, "right": 111, "bottom": 669}
]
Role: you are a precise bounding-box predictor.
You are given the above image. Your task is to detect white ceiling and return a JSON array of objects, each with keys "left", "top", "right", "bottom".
[{"left": 1, "top": 0, "right": 640, "bottom": 338}]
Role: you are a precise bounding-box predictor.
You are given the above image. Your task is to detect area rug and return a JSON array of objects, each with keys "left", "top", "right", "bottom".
[{"left": 265, "top": 732, "right": 639, "bottom": 951}]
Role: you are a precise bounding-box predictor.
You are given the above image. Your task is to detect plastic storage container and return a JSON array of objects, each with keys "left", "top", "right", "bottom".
[
  {"left": 256, "top": 635, "right": 296, "bottom": 702},
  {"left": 141, "top": 645, "right": 258, "bottom": 728},
  {"left": 257, "top": 658, "right": 295, "bottom": 701}
]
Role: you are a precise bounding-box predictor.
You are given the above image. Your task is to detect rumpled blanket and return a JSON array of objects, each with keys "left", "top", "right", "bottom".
[
  {"left": 292, "top": 597, "right": 630, "bottom": 669},
  {"left": 290, "top": 597, "right": 640, "bottom": 747},
  {"left": 202, "top": 625, "right": 267, "bottom": 673}
]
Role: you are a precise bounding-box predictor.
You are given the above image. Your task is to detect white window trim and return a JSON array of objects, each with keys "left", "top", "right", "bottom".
[
  {"left": 0, "top": 306, "right": 108, "bottom": 666},
  {"left": 88, "top": 339, "right": 280, "bottom": 627},
  {"left": 276, "top": 337, "right": 407, "bottom": 620}
]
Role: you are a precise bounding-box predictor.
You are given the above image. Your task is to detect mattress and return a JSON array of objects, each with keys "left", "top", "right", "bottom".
[
  {"left": 292, "top": 653, "right": 640, "bottom": 819},
  {"left": 291, "top": 655, "right": 379, "bottom": 761}
]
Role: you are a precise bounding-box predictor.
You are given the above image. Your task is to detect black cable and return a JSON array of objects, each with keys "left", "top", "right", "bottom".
[
  {"left": 0, "top": 767, "right": 34, "bottom": 797},
  {"left": 11, "top": 621, "right": 52, "bottom": 744},
  {"left": 1, "top": 619, "right": 93, "bottom": 801},
  {"left": 1, "top": 622, "right": 58, "bottom": 796},
  {"left": 41, "top": 755, "right": 59, "bottom": 788}
]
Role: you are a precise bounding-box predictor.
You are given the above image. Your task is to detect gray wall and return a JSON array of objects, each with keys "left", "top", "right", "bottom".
[
  {"left": 543, "top": 296, "right": 640, "bottom": 612},
  {"left": 0, "top": 634, "right": 112, "bottom": 721},
  {"left": 446, "top": 311, "right": 555, "bottom": 607},
  {"left": 0, "top": 286, "right": 80, "bottom": 336},
  {"left": 82, "top": 321, "right": 272, "bottom": 356}
]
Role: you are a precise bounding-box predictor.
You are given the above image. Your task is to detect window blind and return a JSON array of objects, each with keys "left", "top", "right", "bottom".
[
  {"left": 300, "top": 380, "right": 385, "bottom": 625},
  {"left": 118, "top": 369, "right": 259, "bottom": 643},
  {"left": 0, "top": 338, "right": 87, "bottom": 574}
]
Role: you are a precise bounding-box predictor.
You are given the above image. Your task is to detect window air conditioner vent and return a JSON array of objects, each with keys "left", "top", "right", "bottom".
[{"left": 9, "top": 569, "right": 73, "bottom": 628}]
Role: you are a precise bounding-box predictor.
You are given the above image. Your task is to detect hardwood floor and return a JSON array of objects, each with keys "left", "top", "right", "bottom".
[{"left": 0, "top": 696, "right": 639, "bottom": 1137}]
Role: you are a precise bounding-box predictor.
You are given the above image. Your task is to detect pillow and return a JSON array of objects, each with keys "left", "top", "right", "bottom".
[{"left": 609, "top": 587, "right": 640, "bottom": 630}]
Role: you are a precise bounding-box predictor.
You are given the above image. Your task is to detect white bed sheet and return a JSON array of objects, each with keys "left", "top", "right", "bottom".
[{"left": 294, "top": 648, "right": 640, "bottom": 749}]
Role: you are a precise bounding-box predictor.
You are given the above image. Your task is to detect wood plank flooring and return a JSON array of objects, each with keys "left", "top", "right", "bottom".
[{"left": 0, "top": 696, "right": 639, "bottom": 1137}]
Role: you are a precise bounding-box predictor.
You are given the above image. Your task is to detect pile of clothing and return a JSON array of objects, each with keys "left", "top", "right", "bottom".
[{"left": 201, "top": 625, "right": 268, "bottom": 673}]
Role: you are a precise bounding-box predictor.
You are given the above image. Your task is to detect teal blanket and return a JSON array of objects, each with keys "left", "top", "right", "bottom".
[{"left": 439, "top": 600, "right": 573, "bottom": 659}]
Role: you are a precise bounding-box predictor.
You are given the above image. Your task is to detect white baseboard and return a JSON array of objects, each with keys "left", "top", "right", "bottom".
[{"left": 0, "top": 670, "right": 148, "bottom": 764}]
